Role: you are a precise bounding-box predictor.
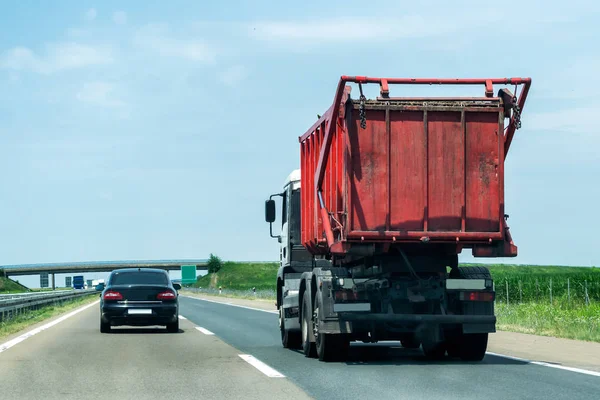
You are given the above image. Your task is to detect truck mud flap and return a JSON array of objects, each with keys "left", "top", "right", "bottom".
[{"left": 337, "top": 313, "right": 496, "bottom": 324}]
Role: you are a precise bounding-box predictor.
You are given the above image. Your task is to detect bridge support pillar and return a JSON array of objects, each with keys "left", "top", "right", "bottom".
[{"left": 52, "top": 273, "right": 55, "bottom": 290}]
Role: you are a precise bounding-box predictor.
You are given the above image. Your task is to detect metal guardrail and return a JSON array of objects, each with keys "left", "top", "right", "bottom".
[
  {"left": 0, "top": 291, "right": 61, "bottom": 300},
  {"left": 0, "top": 289, "right": 98, "bottom": 323}
]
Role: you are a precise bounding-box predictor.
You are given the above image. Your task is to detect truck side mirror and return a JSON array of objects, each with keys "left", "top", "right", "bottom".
[{"left": 265, "top": 199, "right": 276, "bottom": 223}]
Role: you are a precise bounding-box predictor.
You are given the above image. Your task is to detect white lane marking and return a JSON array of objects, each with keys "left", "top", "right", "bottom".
[
  {"left": 195, "top": 326, "right": 215, "bottom": 335},
  {"left": 239, "top": 354, "right": 285, "bottom": 378},
  {"left": 182, "top": 295, "right": 278, "bottom": 314},
  {"left": 178, "top": 315, "right": 187, "bottom": 320},
  {"left": 486, "top": 352, "right": 600, "bottom": 378},
  {"left": 0, "top": 300, "right": 99, "bottom": 354}
]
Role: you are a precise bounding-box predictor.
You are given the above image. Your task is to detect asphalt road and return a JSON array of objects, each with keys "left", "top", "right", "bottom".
[
  {"left": 0, "top": 300, "right": 311, "bottom": 400},
  {"left": 1, "top": 296, "right": 599, "bottom": 400},
  {"left": 179, "top": 296, "right": 600, "bottom": 400}
]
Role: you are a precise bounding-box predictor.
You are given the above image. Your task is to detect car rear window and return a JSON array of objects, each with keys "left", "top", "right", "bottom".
[{"left": 110, "top": 271, "right": 168, "bottom": 285}]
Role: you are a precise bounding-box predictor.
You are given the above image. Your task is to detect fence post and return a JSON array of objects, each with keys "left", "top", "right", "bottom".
[
  {"left": 585, "top": 280, "right": 590, "bottom": 306},
  {"left": 549, "top": 278, "right": 553, "bottom": 305},
  {"left": 567, "top": 278, "right": 570, "bottom": 305},
  {"left": 506, "top": 279, "right": 509, "bottom": 306},
  {"left": 536, "top": 279, "right": 540, "bottom": 301},
  {"left": 518, "top": 280, "right": 522, "bottom": 304}
]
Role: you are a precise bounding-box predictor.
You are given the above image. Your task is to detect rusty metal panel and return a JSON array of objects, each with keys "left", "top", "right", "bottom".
[
  {"left": 348, "top": 110, "right": 388, "bottom": 232},
  {"left": 427, "top": 111, "right": 465, "bottom": 232},
  {"left": 389, "top": 111, "right": 426, "bottom": 231},
  {"left": 465, "top": 112, "right": 501, "bottom": 232}
]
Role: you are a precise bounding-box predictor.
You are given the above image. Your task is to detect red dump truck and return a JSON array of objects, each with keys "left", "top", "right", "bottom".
[{"left": 265, "top": 76, "right": 531, "bottom": 362}]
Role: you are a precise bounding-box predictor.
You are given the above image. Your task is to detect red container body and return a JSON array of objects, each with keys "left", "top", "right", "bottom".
[{"left": 299, "top": 76, "right": 531, "bottom": 258}]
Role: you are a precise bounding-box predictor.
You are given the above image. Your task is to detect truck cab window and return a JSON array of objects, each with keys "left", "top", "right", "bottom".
[
  {"left": 290, "top": 189, "right": 301, "bottom": 246},
  {"left": 281, "top": 189, "right": 288, "bottom": 228}
]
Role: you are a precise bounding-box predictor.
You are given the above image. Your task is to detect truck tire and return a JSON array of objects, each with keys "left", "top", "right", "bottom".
[
  {"left": 457, "top": 333, "right": 488, "bottom": 361},
  {"left": 446, "top": 336, "right": 460, "bottom": 358},
  {"left": 422, "top": 340, "right": 446, "bottom": 360},
  {"left": 301, "top": 293, "right": 317, "bottom": 358},
  {"left": 449, "top": 266, "right": 491, "bottom": 361},
  {"left": 400, "top": 335, "right": 421, "bottom": 349},
  {"left": 313, "top": 294, "right": 349, "bottom": 362},
  {"left": 279, "top": 306, "right": 301, "bottom": 349}
]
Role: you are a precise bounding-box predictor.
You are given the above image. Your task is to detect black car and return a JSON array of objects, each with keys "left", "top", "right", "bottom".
[{"left": 100, "top": 268, "right": 181, "bottom": 333}]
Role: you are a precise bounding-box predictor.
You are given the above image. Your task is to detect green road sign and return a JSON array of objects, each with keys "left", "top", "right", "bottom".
[{"left": 181, "top": 265, "right": 197, "bottom": 285}]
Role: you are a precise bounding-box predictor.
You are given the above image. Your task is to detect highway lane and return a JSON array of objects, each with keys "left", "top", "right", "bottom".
[
  {"left": 0, "top": 300, "right": 311, "bottom": 400},
  {"left": 179, "top": 295, "right": 600, "bottom": 400}
]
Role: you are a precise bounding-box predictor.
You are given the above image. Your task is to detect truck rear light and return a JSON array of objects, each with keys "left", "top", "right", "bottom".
[
  {"left": 460, "top": 291, "right": 495, "bottom": 302},
  {"left": 157, "top": 291, "right": 176, "bottom": 300},
  {"left": 334, "top": 289, "right": 358, "bottom": 301},
  {"left": 103, "top": 290, "right": 123, "bottom": 300}
]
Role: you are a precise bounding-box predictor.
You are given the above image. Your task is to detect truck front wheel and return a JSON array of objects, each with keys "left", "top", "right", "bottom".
[{"left": 279, "top": 306, "right": 301, "bottom": 349}]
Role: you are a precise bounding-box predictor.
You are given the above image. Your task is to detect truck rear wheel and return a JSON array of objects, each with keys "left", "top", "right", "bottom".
[
  {"left": 400, "top": 334, "right": 421, "bottom": 349},
  {"left": 448, "top": 266, "right": 491, "bottom": 361},
  {"left": 314, "top": 294, "right": 349, "bottom": 362},
  {"left": 279, "top": 306, "right": 301, "bottom": 349},
  {"left": 301, "top": 293, "right": 317, "bottom": 358},
  {"left": 422, "top": 339, "right": 446, "bottom": 360},
  {"left": 457, "top": 333, "right": 488, "bottom": 361}
]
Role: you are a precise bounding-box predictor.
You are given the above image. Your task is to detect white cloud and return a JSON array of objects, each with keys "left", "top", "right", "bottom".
[
  {"left": 249, "top": 16, "right": 457, "bottom": 43},
  {"left": 132, "top": 24, "right": 216, "bottom": 63},
  {"left": 248, "top": 3, "right": 587, "bottom": 47},
  {"left": 0, "top": 42, "right": 113, "bottom": 74},
  {"left": 219, "top": 65, "right": 247, "bottom": 87},
  {"left": 112, "top": 11, "right": 127, "bottom": 25},
  {"left": 76, "top": 82, "right": 126, "bottom": 108},
  {"left": 85, "top": 8, "right": 97, "bottom": 21}
]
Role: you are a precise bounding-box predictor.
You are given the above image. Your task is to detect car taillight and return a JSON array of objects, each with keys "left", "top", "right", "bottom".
[
  {"left": 157, "top": 291, "right": 176, "bottom": 300},
  {"left": 459, "top": 291, "right": 495, "bottom": 302},
  {"left": 103, "top": 290, "right": 123, "bottom": 300}
]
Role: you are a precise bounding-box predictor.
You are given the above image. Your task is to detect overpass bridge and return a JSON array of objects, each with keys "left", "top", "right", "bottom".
[{"left": 0, "top": 260, "right": 208, "bottom": 288}]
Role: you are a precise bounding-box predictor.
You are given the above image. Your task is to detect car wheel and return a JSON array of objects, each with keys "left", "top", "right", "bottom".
[
  {"left": 167, "top": 319, "right": 179, "bottom": 333},
  {"left": 100, "top": 319, "right": 111, "bottom": 333}
]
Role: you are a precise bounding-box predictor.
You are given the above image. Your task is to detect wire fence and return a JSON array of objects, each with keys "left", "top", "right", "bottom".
[{"left": 493, "top": 276, "right": 598, "bottom": 306}]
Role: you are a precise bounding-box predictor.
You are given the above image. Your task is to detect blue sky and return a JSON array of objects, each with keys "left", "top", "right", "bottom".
[{"left": 1, "top": 0, "right": 599, "bottom": 285}]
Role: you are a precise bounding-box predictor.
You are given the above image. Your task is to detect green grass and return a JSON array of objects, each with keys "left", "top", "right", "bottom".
[
  {"left": 0, "top": 293, "right": 98, "bottom": 340},
  {"left": 193, "top": 261, "right": 278, "bottom": 290},
  {"left": 0, "top": 277, "right": 29, "bottom": 294},
  {"left": 496, "top": 299, "right": 600, "bottom": 342}
]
